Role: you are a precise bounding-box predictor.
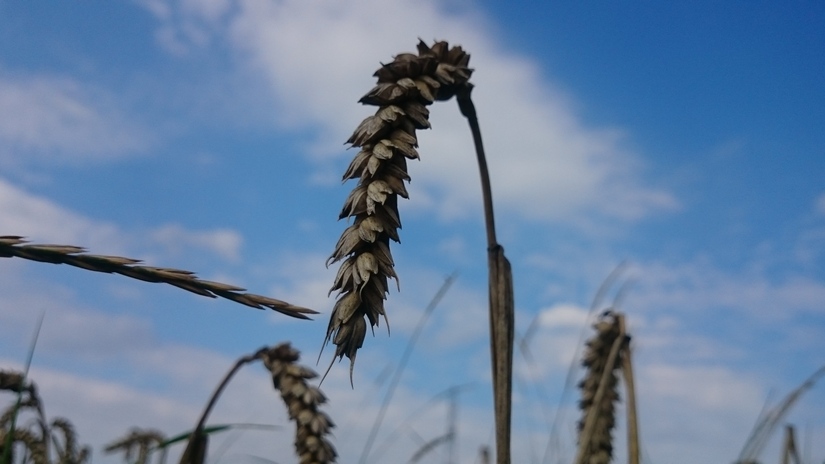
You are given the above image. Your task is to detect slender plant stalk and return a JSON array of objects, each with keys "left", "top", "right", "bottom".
[
  {"left": 457, "top": 83, "right": 514, "bottom": 464},
  {"left": 781, "top": 425, "right": 800, "bottom": 464},
  {"left": 737, "top": 364, "right": 825, "bottom": 463},
  {"left": 368, "top": 383, "right": 474, "bottom": 464},
  {"left": 0, "top": 236, "right": 316, "bottom": 319},
  {"left": 407, "top": 433, "right": 451, "bottom": 464},
  {"left": 2, "top": 311, "right": 45, "bottom": 464},
  {"left": 621, "top": 326, "right": 640, "bottom": 464},
  {"left": 358, "top": 273, "right": 457, "bottom": 464},
  {"left": 180, "top": 350, "right": 264, "bottom": 464}
]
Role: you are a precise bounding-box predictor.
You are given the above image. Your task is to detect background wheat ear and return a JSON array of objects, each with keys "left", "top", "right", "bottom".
[
  {"left": 262, "top": 343, "right": 336, "bottom": 464},
  {"left": 179, "top": 344, "right": 335, "bottom": 464},
  {"left": 575, "top": 310, "right": 629, "bottom": 464},
  {"left": 104, "top": 428, "right": 166, "bottom": 464},
  {"left": 323, "top": 40, "right": 472, "bottom": 382}
]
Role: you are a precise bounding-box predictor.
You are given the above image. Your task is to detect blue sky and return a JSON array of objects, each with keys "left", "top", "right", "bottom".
[{"left": 1, "top": 1, "right": 824, "bottom": 463}]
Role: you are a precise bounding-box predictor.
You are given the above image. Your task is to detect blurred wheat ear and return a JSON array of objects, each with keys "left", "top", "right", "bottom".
[
  {"left": 1, "top": 372, "right": 91, "bottom": 464},
  {"left": 104, "top": 428, "right": 166, "bottom": 464},
  {"left": 575, "top": 311, "right": 633, "bottom": 464},
  {"left": 180, "top": 343, "right": 335, "bottom": 464},
  {"left": 0, "top": 236, "right": 316, "bottom": 319}
]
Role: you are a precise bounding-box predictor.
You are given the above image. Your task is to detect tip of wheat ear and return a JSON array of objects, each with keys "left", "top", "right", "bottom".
[{"left": 322, "top": 40, "right": 473, "bottom": 382}]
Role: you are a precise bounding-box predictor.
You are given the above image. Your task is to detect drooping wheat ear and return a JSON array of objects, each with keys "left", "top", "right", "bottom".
[
  {"left": 0, "top": 428, "right": 47, "bottom": 464},
  {"left": 324, "top": 40, "right": 472, "bottom": 379},
  {"left": 0, "top": 236, "right": 316, "bottom": 319},
  {"left": 0, "top": 371, "right": 29, "bottom": 394},
  {"left": 104, "top": 428, "right": 166, "bottom": 464},
  {"left": 262, "top": 343, "right": 336, "bottom": 464},
  {"left": 1, "top": 372, "right": 51, "bottom": 456},
  {"left": 50, "top": 418, "right": 91, "bottom": 464},
  {"left": 575, "top": 311, "right": 628, "bottom": 464}
]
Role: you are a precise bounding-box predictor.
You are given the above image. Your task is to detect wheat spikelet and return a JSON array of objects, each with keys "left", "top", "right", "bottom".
[
  {"left": 0, "top": 370, "right": 29, "bottom": 394},
  {"left": 575, "top": 311, "right": 627, "bottom": 464},
  {"left": 0, "top": 236, "right": 316, "bottom": 319},
  {"left": 0, "top": 428, "right": 48, "bottom": 464},
  {"left": 50, "top": 418, "right": 90, "bottom": 464},
  {"left": 104, "top": 428, "right": 166, "bottom": 464},
  {"left": 262, "top": 343, "right": 336, "bottom": 464},
  {"left": 324, "top": 40, "right": 472, "bottom": 379}
]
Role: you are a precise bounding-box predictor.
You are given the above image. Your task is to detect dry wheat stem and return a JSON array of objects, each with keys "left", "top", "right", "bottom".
[
  {"left": 0, "top": 236, "right": 316, "bottom": 319},
  {"left": 456, "top": 84, "right": 514, "bottom": 464},
  {"left": 180, "top": 350, "right": 261, "bottom": 464},
  {"left": 180, "top": 344, "right": 335, "bottom": 464},
  {"left": 621, "top": 337, "right": 640, "bottom": 464},
  {"left": 323, "top": 40, "right": 472, "bottom": 381}
]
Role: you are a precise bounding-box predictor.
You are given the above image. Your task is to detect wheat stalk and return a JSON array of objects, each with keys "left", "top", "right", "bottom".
[
  {"left": 323, "top": 40, "right": 472, "bottom": 380},
  {"left": 0, "top": 236, "right": 316, "bottom": 319}
]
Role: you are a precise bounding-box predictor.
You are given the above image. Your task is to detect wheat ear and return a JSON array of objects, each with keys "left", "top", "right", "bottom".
[
  {"left": 0, "top": 236, "right": 316, "bottom": 319},
  {"left": 324, "top": 40, "right": 472, "bottom": 381},
  {"left": 575, "top": 311, "right": 628, "bottom": 464},
  {"left": 262, "top": 343, "right": 336, "bottom": 464},
  {"left": 180, "top": 343, "right": 335, "bottom": 464},
  {"left": 105, "top": 428, "right": 166, "bottom": 464}
]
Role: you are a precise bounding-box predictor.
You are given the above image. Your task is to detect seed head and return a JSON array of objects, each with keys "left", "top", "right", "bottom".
[{"left": 323, "top": 40, "right": 473, "bottom": 383}]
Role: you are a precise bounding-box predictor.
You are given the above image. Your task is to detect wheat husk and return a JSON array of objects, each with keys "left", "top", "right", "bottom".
[{"left": 324, "top": 40, "right": 472, "bottom": 380}]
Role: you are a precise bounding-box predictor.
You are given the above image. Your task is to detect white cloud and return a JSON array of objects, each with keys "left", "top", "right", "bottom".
[
  {"left": 0, "top": 73, "right": 149, "bottom": 165},
  {"left": 0, "top": 177, "right": 125, "bottom": 253},
  {"left": 629, "top": 258, "right": 825, "bottom": 324},
  {"left": 642, "top": 363, "right": 762, "bottom": 412},
  {"left": 140, "top": 0, "right": 677, "bottom": 226},
  {"left": 150, "top": 223, "right": 243, "bottom": 262},
  {"left": 0, "top": 177, "right": 242, "bottom": 260},
  {"left": 815, "top": 192, "right": 825, "bottom": 216},
  {"left": 538, "top": 303, "right": 589, "bottom": 329}
]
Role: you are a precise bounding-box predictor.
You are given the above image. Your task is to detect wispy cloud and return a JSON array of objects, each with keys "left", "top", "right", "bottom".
[
  {"left": 138, "top": 0, "right": 677, "bottom": 226},
  {"left": 0, "top": 177, "right": 243, "bottom": 261},
  {"left": 0, "top": 73, "right": 150, "bottom": 166}
]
